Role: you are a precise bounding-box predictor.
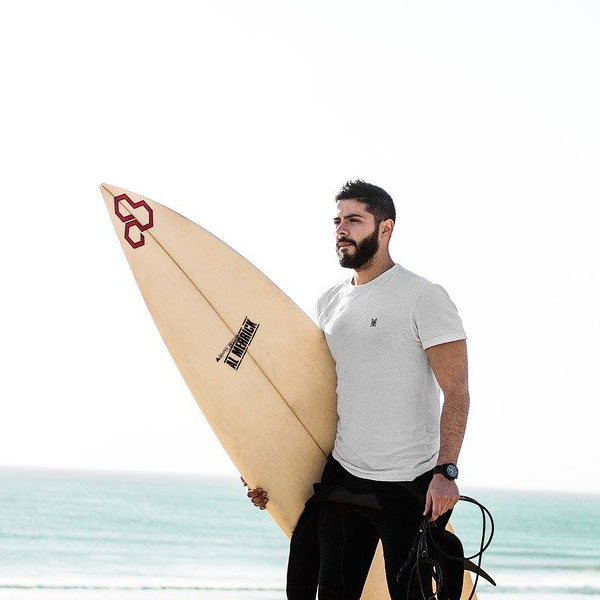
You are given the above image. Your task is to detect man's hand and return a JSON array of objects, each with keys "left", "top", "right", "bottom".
[
  {"left": 240, "top": 475, "right": 269, "bottom": 510},
  {"left": 423, "top": 474, "right": 459, "bottom": 522}
]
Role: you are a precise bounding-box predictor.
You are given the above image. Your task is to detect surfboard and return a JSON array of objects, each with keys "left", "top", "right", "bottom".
[{"left": 100, "top": 183, "right": 478, "bottom": 600}]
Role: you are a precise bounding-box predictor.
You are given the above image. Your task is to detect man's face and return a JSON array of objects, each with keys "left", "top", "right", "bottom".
[{"left": 333, "top": 199, "right": 381, "bottom": 269}]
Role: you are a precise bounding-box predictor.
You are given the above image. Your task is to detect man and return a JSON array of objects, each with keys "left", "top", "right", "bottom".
[{"left": 241, "top": 180, "right": 470, "bottom": 599}]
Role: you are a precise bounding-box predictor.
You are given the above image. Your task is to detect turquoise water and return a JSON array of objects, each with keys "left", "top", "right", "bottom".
[{"left": 0, "top": 468, "right": 598, "bottom": 599}]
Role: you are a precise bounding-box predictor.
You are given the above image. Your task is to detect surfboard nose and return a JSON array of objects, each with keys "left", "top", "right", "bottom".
[{"left": 100, "top": 183, "right": 117, "bottom": 197}]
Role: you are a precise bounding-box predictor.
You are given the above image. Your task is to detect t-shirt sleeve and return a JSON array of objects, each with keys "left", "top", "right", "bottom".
[
  {"left": 311, "top": 285, "right": 336, "bottom": 330},
  {"left": 411, "top": 283, "right": 467, "bottom": 350},
  {"left": 310, "top": 296, "right": 321, "bottom": 328}
]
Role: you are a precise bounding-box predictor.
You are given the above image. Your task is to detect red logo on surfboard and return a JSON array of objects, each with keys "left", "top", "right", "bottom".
[{"left": 114, "top": 194, "right": 154, "bottom": 249}]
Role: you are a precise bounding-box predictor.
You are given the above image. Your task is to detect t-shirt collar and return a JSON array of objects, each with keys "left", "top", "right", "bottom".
[{"left": 344, "top": 263, "right": 400, "bottom": 292}]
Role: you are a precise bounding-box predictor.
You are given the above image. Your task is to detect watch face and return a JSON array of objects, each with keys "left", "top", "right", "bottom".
[{"left": 446, "top": 464, "right": 459, "bottom": 478}]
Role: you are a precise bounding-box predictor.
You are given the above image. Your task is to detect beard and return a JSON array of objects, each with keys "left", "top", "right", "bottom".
[{"left": 337, "top": 224, "right": 380, "bottom": 269}]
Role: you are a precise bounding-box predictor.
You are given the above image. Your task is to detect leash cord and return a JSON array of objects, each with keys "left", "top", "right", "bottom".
[{"left": 400, "top": 494, "right": 495, "bottom": 600}]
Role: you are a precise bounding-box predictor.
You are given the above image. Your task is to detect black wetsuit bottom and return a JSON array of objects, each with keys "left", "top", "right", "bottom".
[{"left": 286, "top": 452, "right": 453, "bottom": 600}]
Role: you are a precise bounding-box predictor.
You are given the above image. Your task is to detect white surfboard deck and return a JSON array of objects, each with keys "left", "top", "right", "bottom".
[{"left": 101, "top": 183, "right": 477, "bottom": 599}]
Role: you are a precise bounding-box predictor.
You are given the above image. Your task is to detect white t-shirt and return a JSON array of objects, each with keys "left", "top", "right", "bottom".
[{"left": 312, "top": 262, "right": 467, "bottom": 482}]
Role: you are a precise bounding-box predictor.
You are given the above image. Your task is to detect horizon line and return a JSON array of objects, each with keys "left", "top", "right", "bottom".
[{"left": 1, "top": 464, "right": 599, "bottom": 498}]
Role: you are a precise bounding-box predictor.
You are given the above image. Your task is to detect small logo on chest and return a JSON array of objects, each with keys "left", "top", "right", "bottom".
[{"left": 370, "top": 317, "right": 378, "bottom": 327}]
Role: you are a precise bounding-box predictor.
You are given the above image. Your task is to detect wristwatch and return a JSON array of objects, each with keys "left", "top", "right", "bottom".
[{"left": 432, "top": 463, "right": 459, "bottom": 480}]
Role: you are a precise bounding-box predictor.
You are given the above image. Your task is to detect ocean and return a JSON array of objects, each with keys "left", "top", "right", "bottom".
[{"left": 0, "top": 468, "right": 598, "bottom": 600}]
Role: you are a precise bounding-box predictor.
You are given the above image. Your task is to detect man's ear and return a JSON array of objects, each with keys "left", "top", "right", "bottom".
[{"left": 382, "top": 218, "right": 394, "bottom": 237}]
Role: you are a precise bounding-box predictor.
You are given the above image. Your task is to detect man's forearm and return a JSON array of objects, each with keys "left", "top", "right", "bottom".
[{"left": 436, "top": 392, "right": 470, "bottom": 465}]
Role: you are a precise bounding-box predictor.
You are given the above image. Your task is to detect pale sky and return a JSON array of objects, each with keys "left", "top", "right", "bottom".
[{"left": 1, "top": 1, "right": 598, "bottom": 494}]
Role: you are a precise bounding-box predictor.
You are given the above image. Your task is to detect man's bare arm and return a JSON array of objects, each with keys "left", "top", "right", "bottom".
[
  {"left": 425, "top": 338, "right": 470, "bottom": 465},
  {"left": 422, "top": 338, "right": 470, "bottom": 521}
]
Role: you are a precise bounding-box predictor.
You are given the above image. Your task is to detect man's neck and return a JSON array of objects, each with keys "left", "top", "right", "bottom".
[{"left": 351, "top": 257, "right": 395, "bottom": 286}]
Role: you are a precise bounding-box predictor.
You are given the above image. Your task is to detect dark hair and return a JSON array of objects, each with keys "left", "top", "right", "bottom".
[{"left": 335, "top": 179, "right": 396, "bottom": 224}]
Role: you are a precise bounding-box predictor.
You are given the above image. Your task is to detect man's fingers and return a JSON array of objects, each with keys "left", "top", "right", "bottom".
[
  {"left": 248, "top": 488, "right": 268, "bottom": 508},
  {"left": 433, "top": 498, "right": 439, "bottom": 520},
  {"left": 423, "top": 493, "right": 431, "bottom": 517},
  {"left": 442, "top": 495, "right": 458, "bottom": 514},
  {"left": 436, "top": 495, "right": 458, "bottom": 517},
  {"left": 435, "top": 499, "right": 449, "bottom": 519},
  {"left": 255, "top": 496, "right": 269, "bottom": 510},
  {"left": 242, "top": 478, "right": 269, "bottom": 510}
]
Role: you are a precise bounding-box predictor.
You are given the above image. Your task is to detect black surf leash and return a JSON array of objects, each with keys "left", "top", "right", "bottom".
[{"left": 395, "top": 495, "right": 495, "bottom": 600}]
